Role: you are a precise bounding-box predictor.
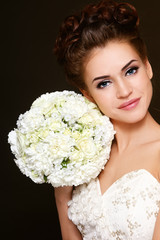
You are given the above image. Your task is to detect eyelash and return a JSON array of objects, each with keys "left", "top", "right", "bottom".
[
  {"left": 96, "top": 66, "right": 139, "bottom": 89},
  {"left": 125, "top": 66, "right": 139, "bottom": 76},
  {"left": 96, "top": 80, "right": 111, "bottom": 89}
]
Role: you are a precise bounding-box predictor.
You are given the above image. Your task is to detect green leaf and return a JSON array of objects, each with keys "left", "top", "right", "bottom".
[
  {"left": 61, "top": 157, "right": 70, "bottom": 169},
  {"left": 73, "top": 145, "right": 79, "bottom": 151},
  {"left": 44, "top": 175, "right": 48, "bottom": 183}
]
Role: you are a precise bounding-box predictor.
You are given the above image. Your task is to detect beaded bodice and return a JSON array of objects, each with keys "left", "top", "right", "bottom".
[{"left": 68, "top": 169, "right": 160, "bottom": 240}]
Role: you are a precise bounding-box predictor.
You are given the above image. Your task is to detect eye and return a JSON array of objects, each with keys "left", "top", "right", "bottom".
[
  {"left": 125, "top": 66, "right": 138, "bottom": 76},
  {"left": 97, "top": 80, "right": 112, "bottom": 89}
]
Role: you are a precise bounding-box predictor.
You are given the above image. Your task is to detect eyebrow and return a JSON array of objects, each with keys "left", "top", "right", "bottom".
[{"left": 92, "top": 59, "right": 138, "bottom": 82}]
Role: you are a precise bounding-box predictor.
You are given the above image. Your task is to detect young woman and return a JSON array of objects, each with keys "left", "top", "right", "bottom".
[{"left": 54, "top": 0, "right": 160, "bottom": 239}]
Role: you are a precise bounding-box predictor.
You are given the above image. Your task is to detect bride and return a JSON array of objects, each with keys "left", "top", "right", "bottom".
[{"left": 54, "top": 0, "right": 160, "bottom": 239}]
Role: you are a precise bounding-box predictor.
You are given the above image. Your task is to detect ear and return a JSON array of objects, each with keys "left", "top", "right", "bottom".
[
  {"left": 145, "top": 59, "right": 153, "bottom": 80},
  {"left": 80, "top": 89, "right": 96, "bottom": 103}
]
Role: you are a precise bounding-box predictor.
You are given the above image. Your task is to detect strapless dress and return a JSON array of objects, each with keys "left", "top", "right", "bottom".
[{"left": 68, "top": 169, "right": 160, "bottom": 240}]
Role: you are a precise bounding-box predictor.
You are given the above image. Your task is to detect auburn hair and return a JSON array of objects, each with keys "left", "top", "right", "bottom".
[{"left": 54, "top": 0, "right": 147, "bottom": 89}]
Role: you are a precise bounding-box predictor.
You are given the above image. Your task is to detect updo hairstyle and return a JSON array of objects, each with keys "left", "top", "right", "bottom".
[{"left": 54, "top": 0, "right": 147, "bottom": 90}]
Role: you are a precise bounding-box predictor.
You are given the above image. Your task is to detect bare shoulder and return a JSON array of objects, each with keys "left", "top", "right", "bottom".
[
  {"left": 150, "top": 122, "right": 160, "bottom": 150},
  {"left": 157, "top": 137, "right": 160, "bottom": 174},
  {"left": 154, "top": 124, "right": 160, "bottom": 152},
  {"left": 153, "top": 127, "right": 160, "bottom": 161},
  {"left": 153, "top": 124, "right": 160, "bottom": 180},
  {"left": 146, "top": 122, "right": 160, "bottom": 177}
]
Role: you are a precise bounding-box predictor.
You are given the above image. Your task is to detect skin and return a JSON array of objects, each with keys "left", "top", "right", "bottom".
[
  {"left": 82, "top": 41, "right": 153, "bottom": 124},
  {"left": 82, "top": 41, "right": 160, "bottom": 179},
  {"left": 55, "top": 41, "right": 160, "bottom": 240}
]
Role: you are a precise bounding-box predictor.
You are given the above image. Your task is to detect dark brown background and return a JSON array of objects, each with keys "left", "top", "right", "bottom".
[{"left": 1, "top": 0, "right": 160, "bottom": 239}]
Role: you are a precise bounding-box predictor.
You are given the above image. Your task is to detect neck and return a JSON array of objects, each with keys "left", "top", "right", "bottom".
[{"left": 112, "top": 112, "right": 159, "bottom": 153}]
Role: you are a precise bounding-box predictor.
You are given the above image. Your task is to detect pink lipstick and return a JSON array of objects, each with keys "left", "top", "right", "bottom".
[{"left": 118, "top": 98, "right": 140, "bottom": 110}]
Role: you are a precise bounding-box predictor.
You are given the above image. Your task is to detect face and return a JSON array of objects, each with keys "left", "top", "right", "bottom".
[{"left": 82, "top": 41, "right": 153, "bottom": 124}]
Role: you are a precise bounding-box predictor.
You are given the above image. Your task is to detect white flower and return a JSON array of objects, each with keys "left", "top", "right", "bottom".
[
  {"left": 76, "top": 137, "right": 96, "bottom": 159},
  {"left": 8, "top": 90, "right": 115, "bottom": 187}
]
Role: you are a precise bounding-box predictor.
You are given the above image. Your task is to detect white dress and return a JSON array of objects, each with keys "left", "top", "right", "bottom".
[{"left": 68, "top": 169, "right": 160, "bottom": 240}]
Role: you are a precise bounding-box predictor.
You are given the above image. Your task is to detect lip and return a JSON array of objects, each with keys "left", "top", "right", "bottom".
[{"left": 118, "top": 98, "right": 141, "bottom": 110}]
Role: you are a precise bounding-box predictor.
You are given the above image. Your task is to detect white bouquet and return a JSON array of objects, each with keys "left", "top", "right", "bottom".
[{"left": 8, "top": 91, "right": 115, "bottom": 187}]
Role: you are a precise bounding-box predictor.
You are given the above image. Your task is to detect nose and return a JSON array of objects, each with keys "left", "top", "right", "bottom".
[{"left": 116, "top": 79, "right": 133, "bottom": 99}]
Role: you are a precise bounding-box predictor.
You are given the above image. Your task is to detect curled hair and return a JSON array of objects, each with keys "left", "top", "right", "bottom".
[{"left": 54, "top": 0, "right": 147, "bottom": 89}]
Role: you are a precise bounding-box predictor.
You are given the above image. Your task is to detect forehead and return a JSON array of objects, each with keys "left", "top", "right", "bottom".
[{"left": 84, "top": 41, "right": 141, "bottom": 78}]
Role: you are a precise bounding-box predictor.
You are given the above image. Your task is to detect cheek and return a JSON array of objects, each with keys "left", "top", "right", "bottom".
[
  {"left": 92, "top": 94, "right": 113, "bottom": 116},
  {"left": 146, "top": 80, "right": 153, "bottom": 103},
  {"left": 134, "top": 72, "right": 152, "bottom": 94},
  {"left": 135, "top": 74, "right": 153, "bottom": 109},
  {"left": 141, "top": 76, "right": 153, "bottom": 98}
]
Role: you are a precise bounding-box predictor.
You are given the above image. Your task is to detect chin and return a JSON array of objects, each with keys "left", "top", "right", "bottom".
[
  {"left": 123, "top": 116, "right": 145, "bottom": 124},
  {"left": 112, "top": 109, "right": 149, "bottom": 125}
]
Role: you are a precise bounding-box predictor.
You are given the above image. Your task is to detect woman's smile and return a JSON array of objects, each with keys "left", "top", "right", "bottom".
[
  {"left": 118, "top": 97, "right": 141, "bottom": 110},
  {"left": 82, "top": 41, "right": 153, "bottom": 124}
]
